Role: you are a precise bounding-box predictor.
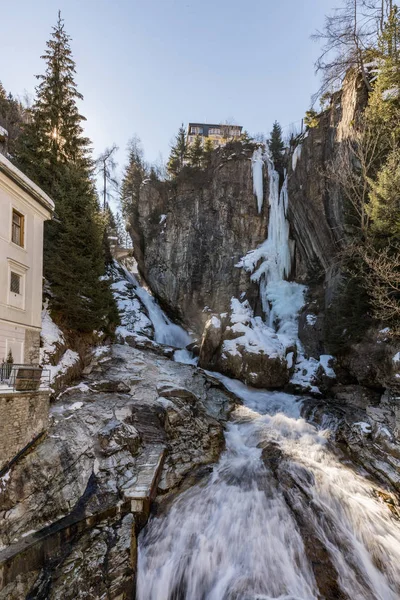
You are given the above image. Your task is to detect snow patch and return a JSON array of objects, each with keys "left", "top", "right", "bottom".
[
  {"left": 306, "top": 314, "right": 317, "bottom": 326},
  {"left": 354, "top": 421, "right": 372, "bottom": 434},
  {"left": 392, "top": 352, "right": 400, "bottom": 365},
  {"left": 382, "top": 87, "right": 399, "bottom": 101},
  {"left": 40, "top": 301, "right": 65, "bottom": 363},
  {"left": 47, "top": 349, "right": 80, "bottom": 383}
]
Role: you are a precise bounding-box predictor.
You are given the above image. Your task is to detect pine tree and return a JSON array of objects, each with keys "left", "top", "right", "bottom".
[
  {"left": 364, "top": 6, "right": 400, "bottom": 238},
  {"left": 239, "top": 130, "right": 252, "bottom": 144},
  {"left": 15, "top": 13, "right": 117, "bottom": 334},
  {"left": 17, "top": 12, "right": 91, "bottom": 173},
  {"left": 267, "top": 121, "right": 285, "bottom": 172},
  {"left": 167, "top": 124, "right": 188, "bottom": 176},
  {"left": 202, "top": 136, "right": 214, "bottom": 167},
  {"left": 0, "top": 82, "right": 25, "bottom": 155},
  {"left": 368, "top": 150, "right": 400, "bottom": 238},
  {"left": 120, "top": 136, "right": 147, "bottom": 217},
  {"left": 188, "top": 134, "right": 203, "bottom": 168}
]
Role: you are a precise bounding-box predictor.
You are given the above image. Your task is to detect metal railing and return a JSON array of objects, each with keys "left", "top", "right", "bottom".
[{"left": 0, "top": 363, "right": 50, "bottom": 391}]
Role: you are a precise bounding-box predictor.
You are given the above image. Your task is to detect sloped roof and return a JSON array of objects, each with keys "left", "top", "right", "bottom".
[{"left": 0, "top": 153, "right": 55, "bottom": 213}]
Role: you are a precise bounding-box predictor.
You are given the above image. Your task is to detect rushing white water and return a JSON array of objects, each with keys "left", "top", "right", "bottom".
[
  {"left": 136, "top": 153, "right": 400, "bottom": 598},
  {"left": 137, "top": 375, "right": 400, "bottom": 600},
  {"left": 121, "top": 265, "right": 191, "bottom": 348}
]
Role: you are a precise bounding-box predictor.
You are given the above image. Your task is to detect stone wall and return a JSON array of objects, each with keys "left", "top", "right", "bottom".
[{"left": 0, "top": 390, "right": 49, "bottom": 471}]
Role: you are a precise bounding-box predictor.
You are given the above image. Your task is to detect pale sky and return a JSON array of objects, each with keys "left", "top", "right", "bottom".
[{"left": 1, "top": 0, "right": 335, "bottom": 175}]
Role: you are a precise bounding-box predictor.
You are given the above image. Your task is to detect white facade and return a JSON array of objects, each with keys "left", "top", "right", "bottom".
[{"left": 0, "top": 153, "right": 54, "bottom": 364}]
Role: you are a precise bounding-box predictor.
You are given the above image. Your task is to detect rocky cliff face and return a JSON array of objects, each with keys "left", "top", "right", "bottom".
[
  {"left": 129, "top": 143, "right": 269, "bottom": 332},
  {"left": 287, "top": 74, "right": 368, "bottom": 281}
]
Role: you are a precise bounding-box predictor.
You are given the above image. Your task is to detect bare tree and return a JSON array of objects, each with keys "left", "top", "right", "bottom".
[
  {"left": 97, "top": 144, "right": 119, "bottom": 210},
  {"left": 312, "top": 0, "right": 383, "bottom": 98},
  {"left": 359, "top": 242, "right": 400, "bottom": 330}
]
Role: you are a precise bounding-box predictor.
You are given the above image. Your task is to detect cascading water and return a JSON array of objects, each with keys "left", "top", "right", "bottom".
[{"left": 136, "top": 154, "right": 400, "bottom": 599}]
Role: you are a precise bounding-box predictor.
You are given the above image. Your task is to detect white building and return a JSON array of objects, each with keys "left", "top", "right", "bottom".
[{"left": 0, "top": 152, "right": 54, "bottom": 365}]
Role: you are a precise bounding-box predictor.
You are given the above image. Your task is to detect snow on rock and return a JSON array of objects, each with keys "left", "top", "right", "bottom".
[
  {"left": 392, "top": 352, "right": 400, "bottom": 365},
  {"left": 251, "top": 147, "right": 264, "bottom": 213},
  {"left": 222, "top": 298, "right": 287, "bottom": 361},
  {"left": 319, "top": 354, "right": 336, "bottom": 379},
  {"left": 59, "top": 382, "right": 91, "bottom": 398},
  {"left": 40, "top": 300, "right": 65, "bottom": 364},
  {"left": 306, "top": 314, "right": 317, "bottom": 326},
  {"left": 111, "top": 267, "right": 153, "bottom": 341},
  {"left": 47, "top": 349, "right": 80, "bottom": 384},
  {"left": 354, "top": 421, "right": 372, "bottom": 435},
  {"left": 113, "top": 262, "right": 191, "bottom": 348},
  {"left": 159, "top": 214, "right": 167, "bottom": 225},
  {"left": 382, "top": 87, "right": 399, "bottom": 101},
  {"left": 0, "top": 125, "right": 8, "bottom": 138}
]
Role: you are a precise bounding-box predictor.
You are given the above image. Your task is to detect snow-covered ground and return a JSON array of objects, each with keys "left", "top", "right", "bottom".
[{"left": 40, "top": 301, "right": 80, "bottom": 386}]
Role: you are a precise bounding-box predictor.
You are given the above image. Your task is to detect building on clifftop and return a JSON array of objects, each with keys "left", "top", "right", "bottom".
[{"left": 186, "top": 122, "right": 242, "bottom": 147}]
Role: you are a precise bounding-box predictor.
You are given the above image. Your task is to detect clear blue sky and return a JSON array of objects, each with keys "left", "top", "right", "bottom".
[{"left": 1, "top": 0, "right": 335, "bottom": 170}]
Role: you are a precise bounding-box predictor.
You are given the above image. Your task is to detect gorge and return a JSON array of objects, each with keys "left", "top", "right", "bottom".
[{"left": 1, "top": 53, "right": 400, "bottom": 600}]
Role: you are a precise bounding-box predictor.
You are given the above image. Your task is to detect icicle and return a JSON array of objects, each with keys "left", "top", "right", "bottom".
[{"left": 251, "top": 147, "right": 264, "bottom": 213}]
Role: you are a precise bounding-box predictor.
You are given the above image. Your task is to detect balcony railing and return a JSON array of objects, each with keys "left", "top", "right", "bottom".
[{"left": 0, "top": 363, "right": 50, "bottom": 392}]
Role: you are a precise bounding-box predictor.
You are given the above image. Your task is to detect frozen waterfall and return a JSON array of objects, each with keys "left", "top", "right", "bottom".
[{"left": 136, "top": 151, "right": 400, "bottom": 599}]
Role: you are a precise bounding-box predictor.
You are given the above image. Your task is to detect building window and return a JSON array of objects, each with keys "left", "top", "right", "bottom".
[
  {"left": 10, "top": 272, "right": 21, "bottom": 295},
  {"left": 12, "top": 209, "right": 24, "bottom": 247},
  {"left": 190, "top": 126, "right": 203, "bottom": 135},
  {"left": 209, "top": 128, "right": 221, "bottom": 136}
]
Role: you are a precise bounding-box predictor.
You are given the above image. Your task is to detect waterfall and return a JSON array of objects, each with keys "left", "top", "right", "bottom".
[
  {"left": 136, "top": 152, "right": 400, "bottom": 599},
  {"left": 137, "top": 376, "right": 400, "bottom": 599},
  {"left": 121, "top": 265, "right": 191, "bottom": 348}
]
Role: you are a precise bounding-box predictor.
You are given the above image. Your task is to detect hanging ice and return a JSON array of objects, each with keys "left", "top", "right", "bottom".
[{"left": 251, "top": 147, "right": 264, "bottom": 213}]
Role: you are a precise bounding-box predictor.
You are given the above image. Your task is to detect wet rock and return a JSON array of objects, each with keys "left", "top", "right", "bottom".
[
  {"left": 0, "top": 343, "right": 234, "bottom": 598},
  {"left": 97, "top": 419, "right": 141, "bottom": 457},
  {"left": 199, "top": 311, "right": 290, "bottom": 389},
  {"left": 89, "top": 379, "right": 131, "bottom": 393},
  {"left": 128, "top": 143, "right": 268, "bottom": 332},
  {"left": 125, "top": 335, "right": 176, "bottom": 358},
  {"left": 332, "top": 385, "right": 381, "bottom": 410}
]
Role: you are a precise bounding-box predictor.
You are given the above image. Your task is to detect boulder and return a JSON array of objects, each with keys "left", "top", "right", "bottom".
[
  {"left": 199, "top": 304, "right": 292, "bottom": 389},
  {"left": 97, "top": 419, "right": 141, "bottom": 456},
  {"left": 89, "top": 379, "right": 131, "bottom": 393}
]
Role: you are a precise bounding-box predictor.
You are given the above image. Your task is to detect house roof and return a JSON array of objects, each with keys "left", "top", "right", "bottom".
[
  {"left": 188, "top": 122, "right": 242, "bottom": 129},
  {"left": 0, "top": 153, "right": 55, "bottom": 214}
]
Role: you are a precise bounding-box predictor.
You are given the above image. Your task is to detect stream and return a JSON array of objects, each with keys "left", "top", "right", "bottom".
[
  {"left": 137, "top": 376, "right": 400, "bottom": 600},
  {"left": 134, "top": 154, "right": 400, "bottom": 599}
]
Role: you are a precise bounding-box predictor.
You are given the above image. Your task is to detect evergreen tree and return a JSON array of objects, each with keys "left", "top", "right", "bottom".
[
  {"left": 167, "top": 124, "right": 188, "bottom": 176},
  {"left": 188, "top": 134, "right": 203, "bottom": 168},
  {"left": 365, "top": 6, "right": 400, "bottom": 238},
  {"left": 120, "top": 136, "right": 147, "bottom": 217},
  {"left": 0, "top": 81, "right": 25, "bottom": 155},
  {"left": 15, "top": 12, "right": 117, "bottom": 334},
  {"left": 368, "top": 150, "right": 400, "bottom": 238},
  {"left": 267, "top": 121, "right": 285, "bottom": 172},
  {"left": 239, "top": 130, "right": 252, "bottom": 144},
  {"left": 202, "top": 136, "right": 214, "bottom": 167},
  {"left": 17, "top": 12, "right": 91, "bottom": 173}
]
